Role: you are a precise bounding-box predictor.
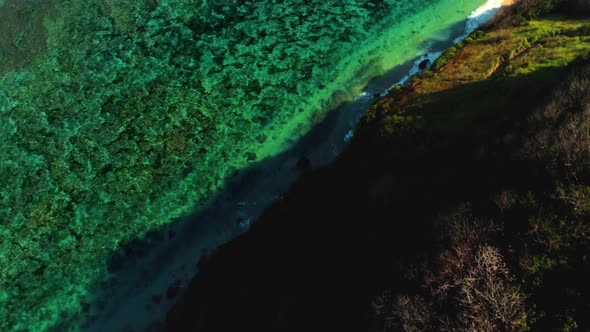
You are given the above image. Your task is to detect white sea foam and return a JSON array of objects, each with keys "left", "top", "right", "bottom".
[
  {"left": 354, "top": 91, "right": 370, "bottom": 100},
  {"left": 455, "top": 0, "right": 505, "bottom": 43}
]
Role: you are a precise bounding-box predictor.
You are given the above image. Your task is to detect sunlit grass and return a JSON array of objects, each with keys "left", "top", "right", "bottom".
[{"left": 369, "top": 15, "right": 590, "bottom": 139}]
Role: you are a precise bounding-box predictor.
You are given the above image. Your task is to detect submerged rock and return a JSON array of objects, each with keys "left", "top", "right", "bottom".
[{"left": 419, "top": 59, "right": 431, "bottom": 70}]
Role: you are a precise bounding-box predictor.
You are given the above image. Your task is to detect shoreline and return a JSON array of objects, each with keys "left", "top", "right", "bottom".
[
  {"left": 378, "top": 0, "right": 517, "bottom": 98},
  {"left": 76, "top": 1, "right": 520, "bottom": 332}
]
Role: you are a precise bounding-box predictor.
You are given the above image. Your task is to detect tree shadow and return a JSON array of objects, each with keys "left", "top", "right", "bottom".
[{"left": 161, "top": 66, "right": 568, "bottom": 332}]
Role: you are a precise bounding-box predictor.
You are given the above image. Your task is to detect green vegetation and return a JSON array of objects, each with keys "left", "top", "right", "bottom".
[
  {"left": 430, "top": 45, "right": 460, "bottom": 72},
  {"left": 366, "top": 12, "right": 590, "bottom": 138}
]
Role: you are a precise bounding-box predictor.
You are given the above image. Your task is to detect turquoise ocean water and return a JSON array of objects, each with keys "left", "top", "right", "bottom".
[{"left": 0, "top": 0, "right": 503, "bottom": 330}]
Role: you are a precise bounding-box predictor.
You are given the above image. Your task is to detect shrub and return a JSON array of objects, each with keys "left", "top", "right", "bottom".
[
  {"left": 431, "top": 46, "right": 458, "bottom": 72},
  {"left": 575, "top": 23, "right": 590, "bottom": 36},
  {"left": 375, "top": 206, "right": 526, "bottom": 331},
  {"left": 512, "top": 13, "right": 529, "bottom": 26},
  {"left": 504, "top": 64, "right": 516, "bottom": 75},
  {"left": 374, "top": 292, "right": 434, "bottom": 332},
  {"left": 516, "top": 0, "right": 563, "bottom": 18},
  {"left": 520, "top": 65, "right": 590, "bottom": 179},
  {"left": 471, "top": 30, "right": 487, "bottom": 40},
  {"left": 494, "top": 190, "right": 518, "bottom": 211}
]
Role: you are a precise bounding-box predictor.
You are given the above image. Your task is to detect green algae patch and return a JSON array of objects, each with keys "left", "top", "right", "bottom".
[{"left": 0, "top": 0, "right": 490, "bottom": 330}]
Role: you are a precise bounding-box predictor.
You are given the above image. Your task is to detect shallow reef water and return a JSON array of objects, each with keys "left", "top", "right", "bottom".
[{"left": 0, "top": 0, "right": 498, "bottom": 331}]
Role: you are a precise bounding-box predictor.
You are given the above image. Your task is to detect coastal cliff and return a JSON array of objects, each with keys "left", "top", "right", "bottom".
[{"left": 165, "top": 1, "right": 590, "bottom": 331}]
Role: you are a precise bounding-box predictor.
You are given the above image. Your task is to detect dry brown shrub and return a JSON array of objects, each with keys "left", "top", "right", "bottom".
[
  {"left": 457, "top": 246, "right": 526, "bottom": 331},
  {"left": 494, "top": 190, "right": 516, "bottom": 212},
  {"left": 520, "top": 67, "right": 590, "bottom": 178},
  {"left": 376, "top": 206, "right": 525, "bottom": 331},
  {"left": 373, "top": 291, "right": 434, "bottom": 332}
]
